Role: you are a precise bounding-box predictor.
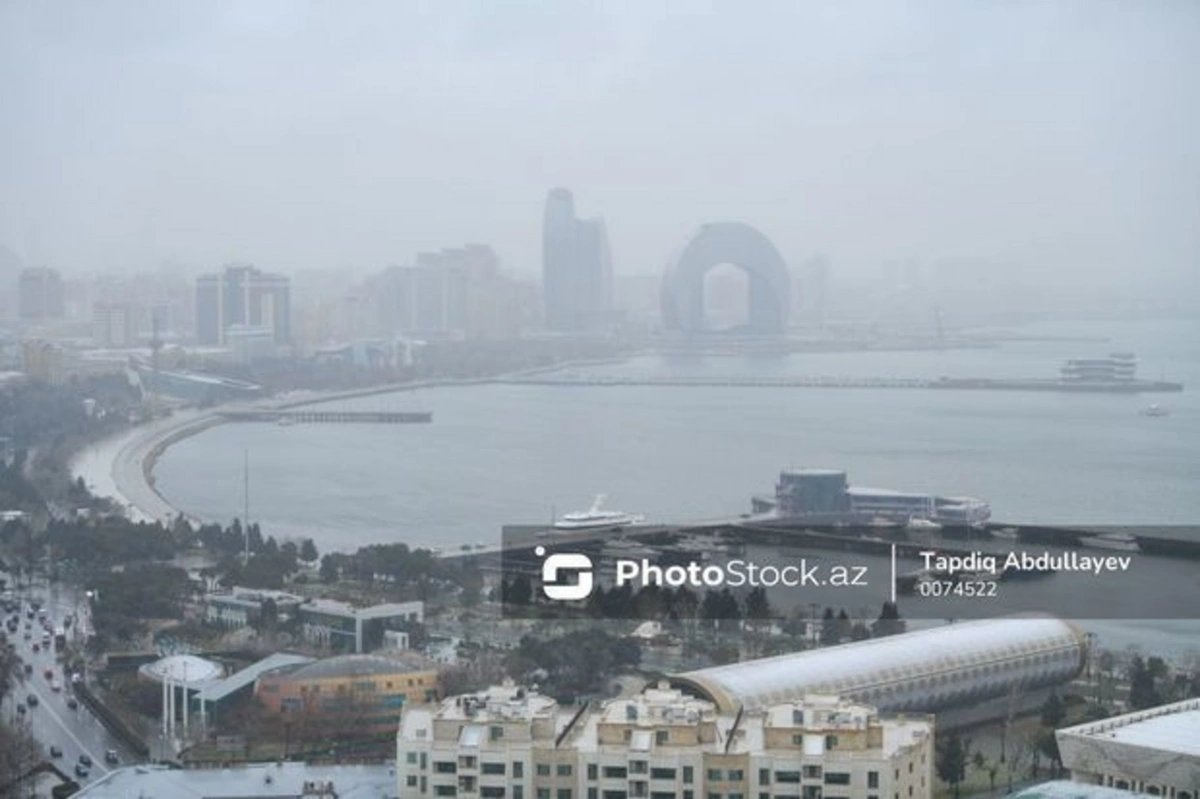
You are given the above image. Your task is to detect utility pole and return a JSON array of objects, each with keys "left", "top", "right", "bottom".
[{"left": 243, "top": 449, "right": 250, "bottom": 564}]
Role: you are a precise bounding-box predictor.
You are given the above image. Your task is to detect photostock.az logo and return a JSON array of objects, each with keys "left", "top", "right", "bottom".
[{"left": 537, "top": 546, "right": 594, "bottom": 600}]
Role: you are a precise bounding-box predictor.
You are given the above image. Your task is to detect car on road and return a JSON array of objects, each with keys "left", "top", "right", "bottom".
[
  {"left": 105, "top": 749, "right": 119, "bottom": 765},
  {"left": 49, "top": 745, "right": 63, "bottom": 758},
  {"left": 78, "top": 754, "right": 92, "bottom": 767},
  {"left": 66, "top": 697, "right": 79, "bottom": 710},
  {"left": 26, "top": 694, "right": 37, "bottom": 707},
  {"left": 23, "top": 663, "right": 32, "bottom": 675},
  {"left": 31, "top": 642, "right": 39, "bottom": 652},
  {"left": 16, "top": 703, "right": 25, "bottom": 715},
  {"left": 74, "top": 764, "right": 89, "bottom": 779},
  {"left": 44, "top": 668, "right": 53, "bottom": 679}
]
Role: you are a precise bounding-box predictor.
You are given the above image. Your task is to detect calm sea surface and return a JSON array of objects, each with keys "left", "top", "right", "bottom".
[
  {"left": 156, "top": 318, "right": 1200, "bottom": 552},
  {"left": 154, "top": 318, "right": 1200, "bottom": 657}
]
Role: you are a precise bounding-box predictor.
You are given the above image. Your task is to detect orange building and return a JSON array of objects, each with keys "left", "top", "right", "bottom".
[{"left": 255, "top": 652, "right": 438, "bottom": 737}]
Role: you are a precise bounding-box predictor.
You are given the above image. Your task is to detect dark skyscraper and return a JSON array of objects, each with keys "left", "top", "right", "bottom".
[
  {"left": 542, "top": 188, "right": 613, "bottom": 332},
  {"left": 195, "top": 263, "right": 291, "bottom": 347}
]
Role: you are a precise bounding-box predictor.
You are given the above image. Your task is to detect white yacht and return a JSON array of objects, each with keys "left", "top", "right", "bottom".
[
  {"left": 906, "top": 516, "right": 943, "bottom": 533},
  {"left": 1139, "top": 404, "right": 1169, "bottom": 417},
  {"left": 554, "top": 495, "right": 645, "bottom": 530},
  {"left": 991, "top": 526, "right": 1021, "bottom": 541},
  {"left": 1080, "top": 532, "right": 1140, "bottom": 552}
]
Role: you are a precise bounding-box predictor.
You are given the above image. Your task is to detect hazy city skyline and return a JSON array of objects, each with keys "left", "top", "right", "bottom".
[{"left": 1, "top": 1, "right": 1198, "bottom": 301}]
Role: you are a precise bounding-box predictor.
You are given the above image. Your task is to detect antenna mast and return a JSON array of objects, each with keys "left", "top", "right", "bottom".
[{"left": 243, "top": 449, "right": 250, "bottom": 563}]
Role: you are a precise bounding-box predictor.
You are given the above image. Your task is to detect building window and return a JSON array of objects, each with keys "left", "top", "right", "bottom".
[
  {"left": 759, "top": 769, "right": 769, "bottom": 785},
  {"left": 435, "top": 787, "right": 457, "bottom": 797},
  {"left": 727, "top": 771, "right": 744, "bottom": 782},
  {"left": 868, "top": 772, "right": 879, "bottom": 789},
  {"left": 776, "top": 771, "right": 800, "bottom": 784},
  {"left": 513, "top": 788, "right": 523, "bottom": 799},
  {"left": 537, "top": 790, "right": 550, "bottom": 799},
  {"left": 682, "top": 767, "right": 693, "bottom": 784},
  {"left": 825, "top": 735, "right": 838, "bottom": 749},
  {"left": 792, "top": 709, "right": 804, "bottom": 725},
  {"left": 513, "top": 762, "right": 524, "bottom": 779},
  {"left": 708, "top": 769, "right": 723, "bottom": 782},
  {"left": 792, "top": 733, "right": 804, "bottom": 745},
  {"left": 629, "top": 761, "right": 647, "bottom": 775},
  {"left": 406, "top": 752, "right": 418, "bottom": 764},
  {"left": 588, "top": 791, "right": 597, "bottom": 799},
  {"left": 588, "top": 765, "right": 598, "bottom": 781},
  {"left": 650, "top": 768, "right": 676, "bottom": 780},
  {"left": 481, "top": 789, "right": 505, "bottom": 799},
  {"left": 557, "top": 791, "right": 572, "bottom": 799},
  {"left": 804, "top": 766, "right": 822, "bottom": 780},
  {"left": 558, "top": 765, "right": 573, "bottom": 777},
  {"left": 655, "top": 730, "right": 669, "bottom": 745},
  {"left": 435, "top": 761, "right": 457, "bottom": 774},
  {"left": 407, "top": 776, "right": 418, "bottom": 787},
  {"left": 537, "top": 764, "right": 551, "bottom": 777},
  {"left": 603, "top": 767, "right": 628, "bottom": 780},
  {"left": 482, "top": 763, "right": 506, "bottom": 776},
  {"left": 824, "top": 773, "right": 850, "bottom": 785},
  {"left": 491, "top": 726, "right": 505, "bottom": 740}
]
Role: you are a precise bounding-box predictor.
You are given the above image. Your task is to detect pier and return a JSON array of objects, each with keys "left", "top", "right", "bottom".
[
  {"left": 494, "top": 375, "right": 1183, "bottom": 393},
  {"left": 219, "top": 409, "right": 433, "bottom": 424}
]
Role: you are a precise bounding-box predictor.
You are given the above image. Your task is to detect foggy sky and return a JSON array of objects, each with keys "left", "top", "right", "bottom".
[{"left": 1, "top": 1, "right": 1197, "bottom": 293}]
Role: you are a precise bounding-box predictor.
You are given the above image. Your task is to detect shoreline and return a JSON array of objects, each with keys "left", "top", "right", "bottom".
[{"left": 71, "top": 357, "right": 634, "bottom": 526}]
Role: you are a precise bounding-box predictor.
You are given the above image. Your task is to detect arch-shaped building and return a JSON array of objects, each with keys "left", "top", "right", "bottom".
[
  {"left": 671, "top": 614, "right": 1087, "bottom": 714},
  {"left": 661, "top": 222, "right": 791, "bottom": 334}
]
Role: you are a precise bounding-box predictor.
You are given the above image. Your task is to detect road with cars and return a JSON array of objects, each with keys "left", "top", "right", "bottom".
[{"left": 3, "top": 583, "right": 142, "bottom": 785}]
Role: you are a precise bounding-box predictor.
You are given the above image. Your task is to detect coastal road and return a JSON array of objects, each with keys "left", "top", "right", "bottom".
[{"left": 4, "top": 584, "right": 141, "bottom": 785}]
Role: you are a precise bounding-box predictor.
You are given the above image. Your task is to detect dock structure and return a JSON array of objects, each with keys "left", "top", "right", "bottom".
[
  {"left": 219, "top": 409, "right": 432, "bottom": 424},
  {"left": 494, "top": 375, "right": 1184, "bottom": 393}
]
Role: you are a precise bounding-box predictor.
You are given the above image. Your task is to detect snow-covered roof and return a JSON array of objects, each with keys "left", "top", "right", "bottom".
[
  {"left": 1059, "top": 698, "right": 1200, "bottom": 757},
  {"left": 138, "top": 654, "right": 224, "bottom": 685},
  {"left": 673, "top": 615, "right": 1085, "bottom": 712}
]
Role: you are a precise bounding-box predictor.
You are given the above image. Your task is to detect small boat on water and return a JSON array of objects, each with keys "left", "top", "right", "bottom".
[
  {"left": 1139, "top": 404, "right": 1169, "bottom": 417},
  {"left": 991, "top": 526, "right": 1021, "bottom": 541},
  {"left": 277, "top": 416, "right": 296, "bottom": 427},
  {"left": 1080, "top": 532, "right": 1140, "bottom": 552},
  {"left": 906, "top": 517, "right": 943, "bottom": 533}
]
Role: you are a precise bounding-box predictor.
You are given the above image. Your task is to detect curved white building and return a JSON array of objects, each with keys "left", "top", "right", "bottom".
[
  {"left": 672, "top": 614, "right": 1086, "bottom": 713},
  {"left": 138, "top": 654, "right": 224, "bottom": 686}
]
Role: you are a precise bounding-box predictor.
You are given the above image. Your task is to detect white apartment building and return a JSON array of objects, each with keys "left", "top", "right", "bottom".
[{"left": 397, "top": 682, "right": 934, "bottom": 799}]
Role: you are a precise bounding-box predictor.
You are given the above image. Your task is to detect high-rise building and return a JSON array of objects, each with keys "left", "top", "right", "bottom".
[
  {"left": 367, "top": 245, "right": 528, "bottom": 340},
  {"left": 542, "top": 188, "right": 614, "bottom": 332},
  {"left": 92, "top": 302, "right": 139, "bottom": 348},
  {"left": 194, "top": 264, "right": 291, "bottom": 348},
  {"left": 398, "top": 683, "right": 934, "bottom": 799},
  {"left": 18, "top": 267, "right": 65, "bottom": 321}
]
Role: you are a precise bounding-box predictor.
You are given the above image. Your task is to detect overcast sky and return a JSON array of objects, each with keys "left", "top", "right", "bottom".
[{"left": 1, "top": 1, "right": 1197, "bottom": 292}]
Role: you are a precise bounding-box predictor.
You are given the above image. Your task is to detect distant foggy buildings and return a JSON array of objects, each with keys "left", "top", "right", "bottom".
[
  {"left": 542, "top": 187, "right": 614, "bottom": 332},
  {"left": 195, "top": 264, "right": 291, "bottom": 350},
  {"left": 361, "top": 244, "right": 530, "bottom": 340},
  {"left": 92, "top": 302, "right": 139, "bottom": 348},
  {"left": 18, "top": 266, "right": 65, "bottom": 321}
]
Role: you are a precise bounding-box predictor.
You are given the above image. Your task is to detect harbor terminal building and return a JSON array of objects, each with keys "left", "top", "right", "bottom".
[
  {"left": 751, "top": 468, "right": 991, "bottom": 526},
  {"left": 398, "top": 682, "right": 934, "bottom": 799},
  {"left": 670, "top": 615, "right": 1087, "bottom": 715}
]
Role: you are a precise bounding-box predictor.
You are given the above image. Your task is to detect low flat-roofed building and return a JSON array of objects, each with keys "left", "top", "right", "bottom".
[
  {"left": 298, "top": 598, "right": 423, "bottom": 654},
  {"left": 204, "top": 586, "right": 304, "bottom": 629},
  {"left": 1056, "top": 698, "right": 1200, "bottom": 798},
  {"left": 71, "top": 763, "right": 396, "bottom": 798},
  {"left": 397, "top": 682, "right": 934, "bottom": 799}
]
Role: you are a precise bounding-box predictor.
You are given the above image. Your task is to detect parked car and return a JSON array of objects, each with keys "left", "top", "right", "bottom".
[
  {"left": 66, "top": 697, "right": 79, "bottom": 710},
  {"left": 105, "top": 749, "right": 119, "bottom": 765},
  {"left": 78, "top": 754, "right": 92, "bottom": 767},
  {"left": 26, "top": 694, "right": 37, "bottom": 707},
  {"left": 74, "top": 764, "right": 89, "bottom": 779},
  {"left": 49, "top": 745, "right": 63, "bottom": 758}
]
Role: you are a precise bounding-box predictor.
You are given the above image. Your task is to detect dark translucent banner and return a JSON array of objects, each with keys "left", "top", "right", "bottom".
[{"left": 493, "top": 523, "right": 1200, "bottom": 621}]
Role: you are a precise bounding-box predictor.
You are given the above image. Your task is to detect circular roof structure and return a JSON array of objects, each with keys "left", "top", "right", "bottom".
[{"left": 138, "top": 654, "right": 224, "bottom": 685}]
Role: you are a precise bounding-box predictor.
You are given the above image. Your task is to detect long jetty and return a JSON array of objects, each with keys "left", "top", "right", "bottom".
[
  {"left": 219, "top": 409, "right": 433, "bottom": 424},
  {"left": 493, "top": 375, "right": 1183, "bottom": 393}
]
